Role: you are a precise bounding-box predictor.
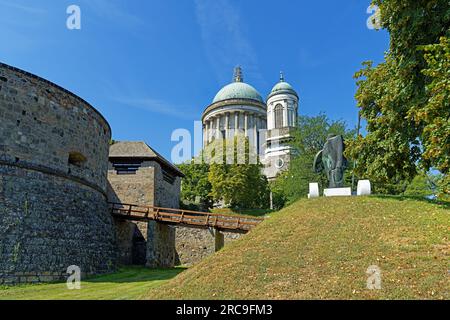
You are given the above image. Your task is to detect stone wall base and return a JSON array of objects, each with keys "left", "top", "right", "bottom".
[
  {"left": 175, "top": 227, "right": 241, "bottom": 267},
  {"left": 146, "top": 221, "right": 176, "bottom": 268}
]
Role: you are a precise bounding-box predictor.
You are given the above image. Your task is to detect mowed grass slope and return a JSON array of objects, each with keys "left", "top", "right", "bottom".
[
  {"left": 148, "top": 197, "right": 449, "bottom": 300},
  {"left": 0, "top": 267, "right": 184, "bottom": 300}
]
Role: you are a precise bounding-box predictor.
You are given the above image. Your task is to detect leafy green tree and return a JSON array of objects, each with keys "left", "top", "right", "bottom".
[
  {"left": 347, "top": 0, "right": 449, "bottom": 195},
  {"left": 404, "top": 173, "right": 435, "bottom": 198},
  {"left": 419, "top": 37, "right": 450, "bottom": 196},
  {"left": 177, "top": 159, "right": 212, "bottom": 210},
  {"left": 207, "top": 135, "right": 270, "bottom": 209},
  {"left": 272, "top": 114, "right": 355, "bottom": 205}
]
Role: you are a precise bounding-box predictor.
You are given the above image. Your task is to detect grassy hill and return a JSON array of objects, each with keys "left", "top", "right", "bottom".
[
  {"left": 147, "top": 196, "right": 449, "bottom": 300},
  {"left": 0, "top": 267, "right": 184, "bottom": 300}
]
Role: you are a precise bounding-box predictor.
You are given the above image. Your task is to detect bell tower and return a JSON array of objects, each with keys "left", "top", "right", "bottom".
[{"left": 264, "top": 72, "right": 299, "bottom": 180}]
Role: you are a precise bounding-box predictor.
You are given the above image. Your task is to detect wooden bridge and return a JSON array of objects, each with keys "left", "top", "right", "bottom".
[{"left": 109, "top": 202, "right": 264, "bottom": 234}]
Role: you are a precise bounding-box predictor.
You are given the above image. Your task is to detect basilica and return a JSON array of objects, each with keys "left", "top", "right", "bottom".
[{"left": 202, "top": 67, "right": 299, "bottom": 180}]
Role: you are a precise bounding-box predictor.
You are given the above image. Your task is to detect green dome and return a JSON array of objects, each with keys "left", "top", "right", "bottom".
[
  {"left": 213, "top": 82, "right": 264, "bottom": 104},
  {"left": 268, "top": 81, "right": 298, "bottom": 99}
]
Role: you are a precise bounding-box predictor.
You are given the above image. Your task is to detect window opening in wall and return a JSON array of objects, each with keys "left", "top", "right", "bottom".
[
  {"left": 111, "top": 159, "right": 142, "bottom": 175},
  {"left": 274, "top": 104, "right": 283, "bottom": 129},
  {"left": 162, "top": 169, "right": 176, "bottom": 184},
  {"left": 68, "top": 152, "right": 87, "bottom": 167}
]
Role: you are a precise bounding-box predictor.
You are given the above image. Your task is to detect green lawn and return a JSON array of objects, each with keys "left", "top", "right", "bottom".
[
  {"left": 148, "top": 196, "right": 450, "bottom": 300},
  {"left": 1, "top": 197, "right": 448, "bottom": 300},
  {"left": 0, "top": 267, "right": 185, "bottom": 300}
]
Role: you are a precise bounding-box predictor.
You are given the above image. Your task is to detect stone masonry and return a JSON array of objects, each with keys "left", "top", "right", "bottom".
[
  {"left": 107, "top": 142, "right": 183, "bottom": 268},
  {"left": 0, "top": 62, "right": 117, "bottom": 285},
  {"left": 175, "top": 227, "right": 241, "bottom": 267}
]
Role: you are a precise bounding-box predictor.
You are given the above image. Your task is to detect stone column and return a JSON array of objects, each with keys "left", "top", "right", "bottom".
[
  {"left": 244, "top": 112, "right": 249, "bottom": 137},
  {"left": 146, "top": 221, "right": 176, "bottom": 268},
  {"left": 204, "top": 120, "right": 208, "bottom": 144},
  {"left": 283, "top": 105, "right": 288, "bottom": 128},
  {"left": 253, "top": 114, "right": 259, "bottom": 151},
  {"left": 225, "top": 113, "right": 230, "bottom": 140},
  {"left": 234, "top": 112, "right": 239, "bottom": 136},
  {"left": 216, "top": 116, "right": 221, "bottom": 139},
  {"left": 214, "top": 229, "right": 225, "bottom": 252},
  {"left": 203, "top": 123, "right": 207, "bottom": 147},
  {"left": 267, "top": 107, "right": 272, "bottom": 130},
  {"left": 209, "top": 120, "right": 213, "bottom": 143}
]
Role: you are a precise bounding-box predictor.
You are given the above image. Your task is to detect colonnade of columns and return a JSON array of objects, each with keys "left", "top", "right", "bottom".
[{"left": 203, "top": 111, "right": 266, "bottom": 147}]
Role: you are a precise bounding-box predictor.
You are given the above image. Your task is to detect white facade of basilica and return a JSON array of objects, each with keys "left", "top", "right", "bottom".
[{"left": 202, "top": 67, "right": 299, "bottom": 180}]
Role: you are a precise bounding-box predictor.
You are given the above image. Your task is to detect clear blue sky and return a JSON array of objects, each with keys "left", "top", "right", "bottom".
[{"left": 0, "top": 0, "right": 389, "bottom": 160}]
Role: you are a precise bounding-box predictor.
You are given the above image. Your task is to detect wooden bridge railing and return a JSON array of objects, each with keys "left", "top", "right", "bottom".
[{"left": 108, "top": 202, "right": 264, "bottom": 233}]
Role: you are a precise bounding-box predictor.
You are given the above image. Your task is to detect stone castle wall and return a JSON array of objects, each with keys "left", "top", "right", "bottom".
[
  {"left": 175, "top": 227, "right": 241, "bottom": 266},
  {"left": 152, "top": 160, "right": 181, "bottom": 209},
  {"left": 107, "top": 157, "right": 243, "bottom": 268},
  {"left": 0, "top": 63, "right": 111, "bottom": 191},
  {"left": 107, "top": 160, "right": 182, "bottom": 266},
  {"left": 107, "top": 165, "right": 156, "bottom": 265},
  {"left": 0, "top": 63, "right": 117, "bottom": 284}
]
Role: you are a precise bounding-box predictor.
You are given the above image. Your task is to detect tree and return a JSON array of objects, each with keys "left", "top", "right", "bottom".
[
  {"left": 403, "top": 173, "right": 435, "bottom": 198},
  {"left": 347, "top": 0, "right": 450, "bottom": 195},
  {"left": 272, "top": 114, "right": 355, "bottom": 205},
  {"left": 419, "top": 37, "right": 450, "bottom": 196},
  {"left": 206, "top": 135, "right": 270, "bottom": 209},
  {"left": 177, "top": 159, "right": 212, "bottom": 210}
]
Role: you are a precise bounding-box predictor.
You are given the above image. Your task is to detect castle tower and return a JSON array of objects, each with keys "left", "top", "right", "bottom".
[{"left": 263, "top": 72, "right": 299, "bottom": 180}]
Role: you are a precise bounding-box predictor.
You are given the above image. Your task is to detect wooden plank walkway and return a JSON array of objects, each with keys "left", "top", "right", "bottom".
[{"left": 108, "top": 202, "right": 264, "bottom": 233}]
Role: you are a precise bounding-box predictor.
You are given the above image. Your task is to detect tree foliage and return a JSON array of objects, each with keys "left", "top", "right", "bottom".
[
  {"left": 272, "top": 114, "right": 355, "bottom": 206},
  {"left": 419, "top": 37, "right": 450, "bottom": 195},
  {"left": 207, "top": 135, "right": 270, "bottom": 209},
  {"left": 346, "top": 0, "right": 450, "bottom": 195},
  {"left": 179, "top": 135, "right": 270, "bottom": 210},
  {"left": 177, "top": 159, "right": 212, "bottom": 210},
  {"left": 403, "top": 172, "right": 436, "bottom": 198}
]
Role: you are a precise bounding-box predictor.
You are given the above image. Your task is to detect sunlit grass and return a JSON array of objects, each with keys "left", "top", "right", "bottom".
[
  {"left": 0, "top": 266, "right": 185, "bottom": 300},
  {"left": 148, "top": 197, "right": 449, "bottom": 300}
]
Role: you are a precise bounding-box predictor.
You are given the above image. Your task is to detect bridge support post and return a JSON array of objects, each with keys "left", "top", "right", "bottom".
[
  {"left": 145, "top": 221, "right": 176, "bottom": 268},
  {"left": 214, "top": 229, "right": 225, "bottom": 252}
]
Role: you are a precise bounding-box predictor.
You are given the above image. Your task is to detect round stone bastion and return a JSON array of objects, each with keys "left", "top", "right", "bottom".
[{"left": 0, "top": 62, "right": 117, "bottom": 285}]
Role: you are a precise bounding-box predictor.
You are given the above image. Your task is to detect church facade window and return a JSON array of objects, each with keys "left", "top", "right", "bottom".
[
  {"left": 274, "top": 104, "right": 284, "bottom": 129},
  {"left": 288, "top": 108, "right": 295, "bottom": 127}
]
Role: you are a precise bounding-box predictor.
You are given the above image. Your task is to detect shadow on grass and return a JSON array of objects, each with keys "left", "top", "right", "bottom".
[
  {"left": 373, "top": 194, "right": 450, "bottom": 210},
  {"left": 83, "top": 266, "right": 187, "bottom": 284}
]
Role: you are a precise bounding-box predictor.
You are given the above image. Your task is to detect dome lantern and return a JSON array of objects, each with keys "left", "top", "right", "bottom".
[
  {"left": 233, "top": 66, "right": 243, "bottom": 83},
  {"left": 268, "top": 72, "right": 298, "bottom": 100},
  {"left": 212, "top": 67, "right": 264, "bottom": 104}
]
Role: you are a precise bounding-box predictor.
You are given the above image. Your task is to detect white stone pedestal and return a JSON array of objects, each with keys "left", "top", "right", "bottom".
[
  {"left": 357, "top": 180, "right": 372, "bottom": 196},
  {"left": 308, "top": 183, "right": 320, "bottom": 199},
  {"left": 324, "top": 188, "right": 352, "bottom": 197}
]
